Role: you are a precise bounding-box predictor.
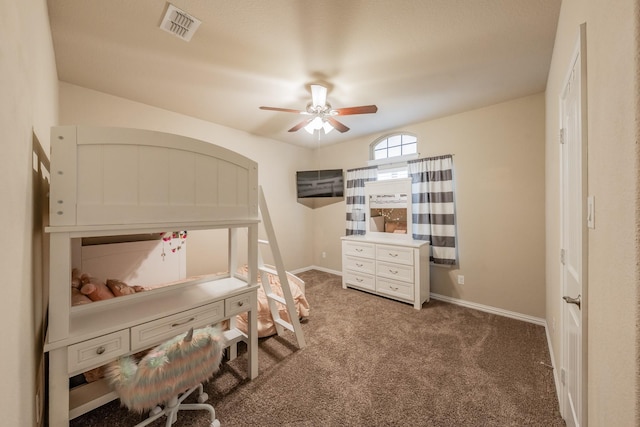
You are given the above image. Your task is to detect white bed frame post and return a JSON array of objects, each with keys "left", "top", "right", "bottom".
[
  {"left": 247, "top": 223, "right": 259, "bottom": 378},
  {"left": 48, "top": 232, "right": 71, "bottom": 342}
]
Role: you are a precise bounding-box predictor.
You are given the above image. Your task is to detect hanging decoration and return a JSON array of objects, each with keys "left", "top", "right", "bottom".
[{"left": 160, "top": 231, "right": 187, "bottom": 260}]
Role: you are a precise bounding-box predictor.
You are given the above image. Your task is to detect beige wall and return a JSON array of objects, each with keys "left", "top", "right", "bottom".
[
  {"left": 0, "top": 0, "right": 59, "bottom": 425},
  {"left": 546, "top": 0, "right": 639, "bottom": 425},
  {"left": 316, "top": 93, "right": 547, "bottom": 319},
  {"left": 59, "top": 83, "right": 315, "bottom": 274}
]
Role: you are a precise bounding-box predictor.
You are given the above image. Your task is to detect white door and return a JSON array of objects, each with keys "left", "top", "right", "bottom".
[{"left": 560, "top": 24, "right": 587, "bottom": 427}]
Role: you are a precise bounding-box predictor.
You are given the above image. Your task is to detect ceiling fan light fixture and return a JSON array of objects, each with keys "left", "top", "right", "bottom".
[{"left": 304, "top": 116, "right": 334, "bottom": 134}]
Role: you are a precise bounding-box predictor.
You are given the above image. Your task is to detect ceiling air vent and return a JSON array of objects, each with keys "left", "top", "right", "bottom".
[{"left": 160, "top": 3, "right": 201, "bottom": 42}]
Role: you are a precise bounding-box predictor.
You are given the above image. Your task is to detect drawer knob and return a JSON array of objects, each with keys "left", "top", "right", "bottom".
[
  {"left": 356, "top": 278, "right": 363, "bottom": 282},
  {"left": 389, "top": 270, "right": 398, "bottom": 274},
  {"left": 96, "top": 346, "right": 106, "bottom": 355},
  {"left": 356, "top": 263, "right": 363, "bottom": 267},
  {"left": 355, "top": 248, "right": 363, "bottom": 252},
  {"left": 388, "top": 253, "right": 398, "bottom": 257},
  {"left": 238, "top": 301, "right": 244, "bottom": 307}
]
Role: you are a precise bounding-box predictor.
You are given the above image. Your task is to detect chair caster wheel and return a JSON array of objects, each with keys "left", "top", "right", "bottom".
[
  {"left": 198, "top": 392, "right": 209, "bottom": 403},
  {"left": 150, "top": 406, "right": 162, "bottom": 416},
  {"left": 211, "top": 420, "right": 221, "bottom": 427}
]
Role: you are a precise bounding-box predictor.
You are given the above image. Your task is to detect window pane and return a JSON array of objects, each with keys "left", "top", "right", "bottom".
[
  {"left": 374, "top": 149, "right": 388, "bottom": 160},
  {"left": 403, "top": 135, "right": 417, "bottom": 144},
  {"left": 388, "top": 135, "right": 401, "bottom": 147},
  {"left": 402, "top": 142, "right": 417, "bottom": 155},
  {"left": 388, "top": 146, "right": 402, "bottom": 157},
  {"left": 374, "top": 140, "right": 387, "bottom": 150}
]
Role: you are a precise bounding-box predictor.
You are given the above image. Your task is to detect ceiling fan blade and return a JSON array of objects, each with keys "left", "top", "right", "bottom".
[
  {"left": 327, "top": 117, "right": 350, "bottom": 133},
  {"left": 260, "top": 106, "right": 306, "bottom": 114},
  {"left": 333, "top": 105, "right": 378, "bottom": 116},
  {"left": 288, "top": 118, "right": 313, "bottom": 132}
]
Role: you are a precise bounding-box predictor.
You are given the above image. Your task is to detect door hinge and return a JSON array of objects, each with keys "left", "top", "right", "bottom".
[
  {"left": 559, "top": 128, "right": 565, "bottom": 144},
  {"left": 560, "top": 248, "right": 566, "bottom": 265}
]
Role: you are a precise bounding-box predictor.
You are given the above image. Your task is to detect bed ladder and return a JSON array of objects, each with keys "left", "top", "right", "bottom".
[{"left": 258, "top": 186, "right": 306, "bottom": 349}]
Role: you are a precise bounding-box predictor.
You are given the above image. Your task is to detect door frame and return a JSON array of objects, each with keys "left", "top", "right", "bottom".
[{"left": 559, "top": 22, "right": 588, "bottom": 427}]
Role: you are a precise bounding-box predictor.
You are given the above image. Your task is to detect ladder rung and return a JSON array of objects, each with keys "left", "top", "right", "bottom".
[
  {"left": 259, "top": 265, "right": 278, "bottom": 276},
  {"left": 258, "top": 239, "right": 270, "bottom": 245},
  {"left": 265, "top": 292, "right": 286, "bottom": 305},
  {"left": 274, "top": 318, "right": 295, "bottom": 332}
]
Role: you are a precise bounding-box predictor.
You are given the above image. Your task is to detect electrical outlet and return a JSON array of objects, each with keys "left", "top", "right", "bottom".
[
  {"left": 457, "top": 275, "right": 464, "bottom": 285},
  {"left": 321, "top": 251, "right": 327, "bottom": 259}
]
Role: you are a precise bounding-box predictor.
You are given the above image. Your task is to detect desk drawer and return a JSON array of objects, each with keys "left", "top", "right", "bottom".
[
  {"left": 376, "top": 244, "right": 414, "bottom": 266},
  {"left": 130, "top": 301, "right": 224, "bottom": 351},
  {"left": 343, "top": 241, "right": 375, "bottom": 258},
  {"left": 225, "top": 292, "right": 253, "bottom": 317},
  {"left": 68, "top": 329, "right": 129, "bottom": 375},
  {"left": 377, "top": 277, "right": 413, "bottom": 302},
  {"left": 344, "top": 255, "right": 376, "bottom": 275},
  {"left": 376, "top": 261, "right": 414, "bottom": 283}
]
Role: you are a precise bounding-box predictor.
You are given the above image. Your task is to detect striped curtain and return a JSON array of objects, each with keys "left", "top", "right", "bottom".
[
  {"left": 408, "top": 155, "right": 457, "bottom": 265},
  {"left": 345, "top": 166, "right": 378, "bottom": 235}
]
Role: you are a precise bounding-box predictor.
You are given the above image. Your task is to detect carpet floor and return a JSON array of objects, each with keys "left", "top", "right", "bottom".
[{"left": 70, "top": 270, "right": 565, "bottom": 426}]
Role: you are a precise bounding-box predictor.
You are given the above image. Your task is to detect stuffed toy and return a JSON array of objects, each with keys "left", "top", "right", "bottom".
[
  {"left": 71, "top": 268, "right": 92, "bottom": 306},
  {"left": 106, "top": 279, "right": 144, "bottom": 297},
  {"left": 71, "top": 268, "right": 82, "bottom": 290},
  {"left": 71, "top": 287, "right": 92, "bottom": 306},
  {"left": 79, "top": 273, "right": 116, "bottom": 301}
]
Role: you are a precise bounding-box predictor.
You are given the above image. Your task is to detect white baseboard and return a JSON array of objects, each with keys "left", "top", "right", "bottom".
[
  {"left": 293, "top": 267, "right": 545, "bottom": 326},
  {"left": 429, "top": 293, "right": 546, "bottom": 326},
  {"left": 544, "top": 322, "right": 562, "bottom": 409},
  {"left": 291, "top": 265, "right": 343, "bottom": 276}
]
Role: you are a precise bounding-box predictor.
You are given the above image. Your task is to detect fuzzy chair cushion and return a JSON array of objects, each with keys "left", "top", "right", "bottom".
[{"left": 105, "top": 326, "right": 225, "bottom": 413}]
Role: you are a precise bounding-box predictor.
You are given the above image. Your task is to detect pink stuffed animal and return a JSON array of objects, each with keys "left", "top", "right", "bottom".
[
  {"left": 80, "top": 273, "right": 115, "bottom": 301},
  {"left": 106, "top": 279, "right": 146, "bottom": 297}
]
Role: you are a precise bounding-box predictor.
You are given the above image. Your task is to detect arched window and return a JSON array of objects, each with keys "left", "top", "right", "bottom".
[
  {"left": 369, "top": 133, "right": 418, "bottom": 180},
  {"left": 370, "top": 133, "right": 417, "bottom": 161}
]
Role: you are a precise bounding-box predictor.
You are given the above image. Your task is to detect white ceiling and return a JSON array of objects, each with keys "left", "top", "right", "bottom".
[{"left": 47, "top": 0, "right": 561, "bottom": 148}]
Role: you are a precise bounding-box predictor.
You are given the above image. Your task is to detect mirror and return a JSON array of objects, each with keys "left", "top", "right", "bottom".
[
  {"left": 369, "top": 193, "right": 408, "bottom": 234},
  {"left": 365, "top": 178, "right": 412, "bottom": 237}
]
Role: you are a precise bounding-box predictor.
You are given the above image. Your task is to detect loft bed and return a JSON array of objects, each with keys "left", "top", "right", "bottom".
[{"left": 44, "top": 126, "right": 262, "bottom": 427}]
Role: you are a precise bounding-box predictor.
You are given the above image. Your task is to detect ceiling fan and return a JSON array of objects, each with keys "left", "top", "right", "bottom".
[{"left": 259, "top": 84, "right": 378, "bottom": 134}]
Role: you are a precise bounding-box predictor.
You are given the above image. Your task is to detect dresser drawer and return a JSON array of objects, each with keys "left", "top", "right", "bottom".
[
  {"left": 68, "top": 329, "right": 129, "bottom": 375},
  {"left": 342, "top": 241, "right": 375, "bottom": 259},
  {"left": 344, "top": 270, "right": 375, "bottom": 291},
  {"left": 376, "top": 261, "right": 414, "bottom": 283},
  {"left": 344, "top": 255, "right": 376, "bottom": 275},
  {"left": 376, "top": 244, "right": 414, "bottom": 266},
  {"left": 130, "top": 301, "right": 224, "bottom": 351},
  {"left": 225, "top": 292, "right": 253, "bottom": 317},
  {"left": 377, "top": 277, "right": 413, "bottom": 301}
]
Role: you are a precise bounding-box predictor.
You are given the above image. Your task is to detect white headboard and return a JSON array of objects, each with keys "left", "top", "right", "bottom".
[{"left": 49, "top": 126, "right": 259, "bottom": 228}]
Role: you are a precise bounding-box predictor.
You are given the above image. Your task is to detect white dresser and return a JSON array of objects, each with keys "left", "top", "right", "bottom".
[{"left": 341, "top": 234, "right": 430, "bottom": 309}]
